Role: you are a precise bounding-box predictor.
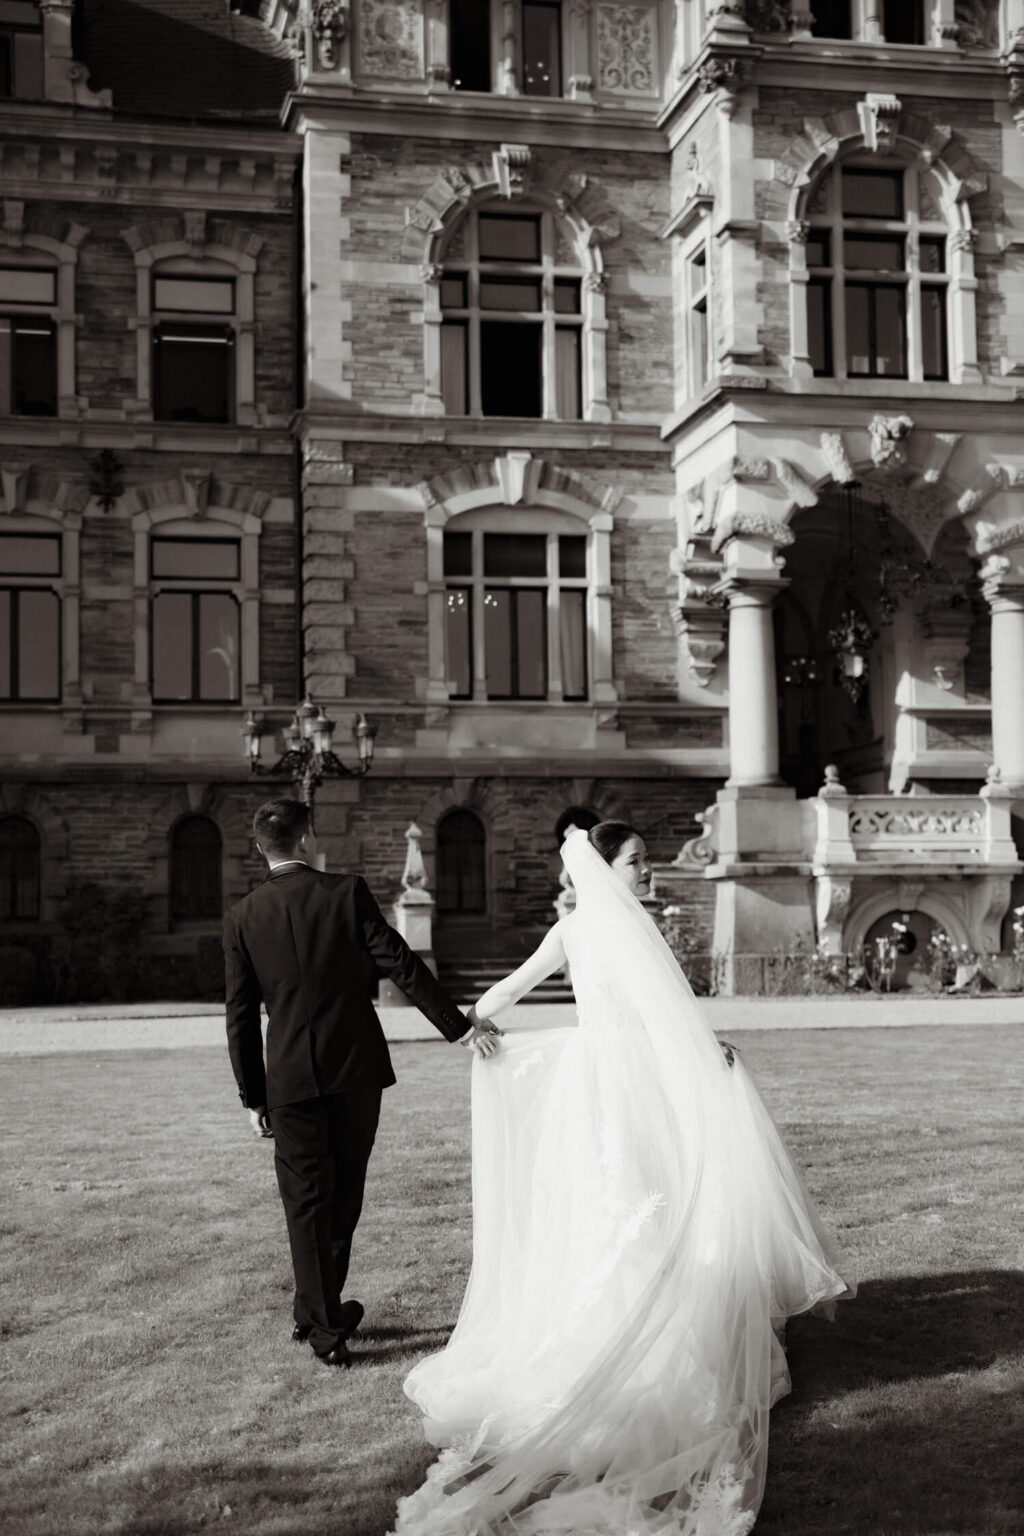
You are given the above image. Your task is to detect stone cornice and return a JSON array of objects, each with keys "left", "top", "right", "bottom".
[
  {"left": 296, "top": 411, "right": 667, "bottom": 456},
  {"left": 0, "top": 421, "right": 293, "bottom": 457}
]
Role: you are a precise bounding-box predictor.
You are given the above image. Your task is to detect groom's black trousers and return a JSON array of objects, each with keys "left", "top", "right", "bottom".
[{"left": 270, "top": 1086, "right": 382, "bottom": 1357}]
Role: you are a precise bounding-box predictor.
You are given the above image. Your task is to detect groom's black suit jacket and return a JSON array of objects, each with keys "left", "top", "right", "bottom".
[{"left": 224, "top": 865, "right": 469, "bottom": 1110}]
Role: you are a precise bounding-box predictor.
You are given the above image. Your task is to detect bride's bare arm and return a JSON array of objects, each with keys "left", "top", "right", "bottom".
[{"left": 468, "top": 924, "right": 568, "bottom": 1023}]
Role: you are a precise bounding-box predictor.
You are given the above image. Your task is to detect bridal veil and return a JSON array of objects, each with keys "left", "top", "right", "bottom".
[{"left": 394, "top": 828, "right": 851, "bottom": 1536}]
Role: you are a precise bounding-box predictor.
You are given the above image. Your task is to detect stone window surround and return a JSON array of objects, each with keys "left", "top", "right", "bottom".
[
  {"left": 0, "top": 499, "right": 82, "bottom": 714},
  {"left": 124, "top": 239, "right": 259, "bottom": 427},
  {"left": 0, "top": 228, "right": 86, "bottom": 418},
  {"left": 788, "top": 0, "right": 959, "bottom": 48},
  {"left": 131, "top": 505, "right": 263, "bottom": 714},
  {"left": 422, "top": 482, "right": 617, "bottom": 708}
]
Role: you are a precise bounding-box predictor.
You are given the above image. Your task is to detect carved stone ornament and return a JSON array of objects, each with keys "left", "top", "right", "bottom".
[
  {"left": 858, "top": 93, "right": 902, "bottom": 154},
  {"left": 820, "top": 431, "right": 855, "bottom": 485},
  {"left": 954, "top": 1, "right": 999, "bottom": 50},
  {"left": 868, "top": 413, "right": 914, "bottom": 472},
  {"left": 401, "top": 822, "right": 430, "bottom": 893},
  {"left": 974, "top": 517, "right": 1024, "bottom": 556},
  {"left": 419, "top": 262, "right": 444, "bottom": 283},
  {"left": 712, "top": 512, "right": 796, "bottom": 551},
  {"left": 184, "top": 210, "right": 207, "bottom": 256},
  {"left": 312, "top": 0, "right": 347, "bottom": 68},
  {"left": 685, "top": 143, "right": 711, "bottom": 197},
  {"left": 786, "top": 219, "right": 810, "bottom": 244},
  {"left": 950, "top": 228, "right": 977, "bottom": 253},
  {"left": 675, "top": 807, "right": 718, "bottom": 866},
  {"left": 775, "top": 459, "right": 818, "bottom": 509},
  {"left": 815, "top": 874, "right": 853, "bottom": 953},
  {"left": 745, "top": 1, "right": 790, "bottom": 32},
  {"left": 492, "top": 143, "right": 533, "bottom": 199},
  {"left": 596, "top": 4, "right": 657, "bottom": 95},
  {"left": 0, "top": 462, "right": 31, "bottom": 515},
  {"left": 1, "top": 199, "right": 25, "bottom": 248},
  {"left": 698, "top": 55, "right": 742, "bottom": 94},
  {"left": 359, "top": 0, "right": 423, "bottom": 78}
]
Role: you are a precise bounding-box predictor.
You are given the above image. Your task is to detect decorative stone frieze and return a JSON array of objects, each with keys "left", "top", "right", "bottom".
[
  {"left": 358, "top": 0, "right": 423, "bottom": 78},
  {"left": 820, "top": 432, "right": 855, "bottom": 485},
  {"left": 313, "top": 0, "right": 348, "bottom": 69},
  {"left": 868, "top": 414, "right": 914, "bottom": 472},
  {"left": 596, "top": 4, "right": 659, "bottom": 95},
  {"left": 857, "top": 94, "right": 902, "bottom": 155}
]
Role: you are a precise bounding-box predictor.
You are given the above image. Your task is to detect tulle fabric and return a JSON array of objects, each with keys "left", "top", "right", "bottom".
[{"left": 392, "top": 831, "right": 853, "bottom": 1536}]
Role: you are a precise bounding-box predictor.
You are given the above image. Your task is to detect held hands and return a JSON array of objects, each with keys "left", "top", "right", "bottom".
[
  {"left": 460, "top": 1004, "right": 503, "bottom": 1059},
  {"left": 248, "top": 1105, "right": 273, "bottom": 1138}
]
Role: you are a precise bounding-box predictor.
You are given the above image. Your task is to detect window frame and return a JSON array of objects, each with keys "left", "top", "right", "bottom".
[
  {"left": 443, "top": 525, "right": 590, "bottom": 703},
  {"left": 0, "top": 258, "right": 60, "bottom": 418},
  {"left": 169, "top": 813, "right": 224, "bottom": 926},
  {"left": 151, "top": 268, "right": 239, "bottom": 425},
  {"left": 149, "top": 535, "right": 243, "bottom": 705},
  {"left": 0, "top": 531, "right": 64, "bottom": 704},
  {"left": 439, "top": 206, "right": 584, "bottom": 420},
  {"left": 0, "top": 814, "right": 41, "bottom": 924},
  {"left": 801, "top": 161, "right": 951, "bottom": 384},
  {"left": 807, "top": 0, "right": 928, "bottom": 43},
  {"left": 449, "top": 0, "right": 565, "bottom": 96}
]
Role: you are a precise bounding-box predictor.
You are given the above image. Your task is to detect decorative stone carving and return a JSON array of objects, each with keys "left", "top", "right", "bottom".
[
  {"left": 673, "top": 606, "right": 727, "bottom": 687},
  {"left": 786, "top": 219, "right": 810, "bottom": 244},
  {"left": 181, "top": 471, "right": 212, "bottom": 519},
  {"left": 807, "top": 170, "right": 831, "bottom": 216},
  {"left": 583, "top": 270, "right": 608, "bottom": 293},
  {"left": 954, "top": 0, "right": 998, "bottom": 49},
  {"left": 730, "top": 457, "right": 771, "bottom": 482},
  {"left": 492, "top": 143, "right": 533, "bottom": 199},
  {"left": 0, "top": 463, "right": 31, "bottom": 515},
  {"left": 711, "top": 513, "right": 796, "bottom": 552},
  {"left": 419, "top": 262, "right": 443, "bottom": 283},
  {"left": 697, "top": 55, "right": 742, "bottom": 94},
  {"left": 312, "top": 0, "right": 348, "bottom": 67},
  {"left": 950, "top": 228, "right": 977, "bottom": 253},
  {"left": 357, "top": 0, "right": 423, "bottom": 78},
  {"left": 1, "top": 199, "right": 25, "bottom": 248},
  {"left": 675, "top": 807, "right": 718, "bottom": 867},
  {"left": 183, "top": 210, "right": 207, "bottom": 256},
  {"left": 775, "top": 459, "right": 818, "bottom": 509},
  {"left": 745, "top": 0, "right": 790, "bottom": 32},
  {"left": 868, "top": 413, "right": 914, "bottom": 472},
  {"left": 974, "top": 518, "right": 1024, "bottom": 556},
  {"left": 858, "top": 93, "right": 902, "bottom": 154},
  {"left": 815, "top": 875, "right": 853, "bottom": 954},
  {"left": 820, "top": 432, "right": 855, "bottom": 485},
  {"left": 596, "top": 4, "right": 657, "bottom": 94},
  {"left": 819, "top": 763, "right": 847, "bottom": 798},
  {"left": 685, "top": 143, "right": 711, "bottom": 198},
  {"left": 493, "top": 451, "right": 542, "bottom": 506}
]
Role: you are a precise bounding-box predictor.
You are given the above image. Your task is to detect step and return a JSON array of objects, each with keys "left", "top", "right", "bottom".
[{"left": 437, "top": 962, "right": 573, "bottom": 1006}]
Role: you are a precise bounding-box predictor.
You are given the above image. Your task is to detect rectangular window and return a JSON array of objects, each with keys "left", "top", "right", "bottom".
[
  {"left": 445, "top": 587, "right": 472, "bottom": 698},
  {"left": 0, "top": 587, "right": 60, "bottom": 700},
  {"left": 450, "top": 0, "right": 491, "bottom": 91},
  {"left": 808, "top": 279, "right": 833, "bottom": 376},
  {"left": 0, "top": 535, "right": 61, "bottom": 576},
  {"left": 0, "top": 317, "right": 57, "bottom": 416},
  {"left": 522, "top": 1, "right": 561, "bottom": 97},
  {"left": 478, "top": 215, "right": 541, "bottom": 263},
  {"left": 440, "top": 321, "right": 469, "bottom": 414},
  {"left": 153, "top": 277, "right": 235, "bottom": 314},
  {"left": 555, "top": 326, "right": 582, "bottom": 419},
  {"left": 484, "top": 533, "right": 547, "bottom": 577},
  {"left": 559, "top": 588, "right": 587, "bottom": 699},
  {"left": 479, "top": 276, "right": 542, "bottom": 311},
  {"left": 484, "top": 588, "right": 547, "bottom": 698},
  {"left": 810, "top": 0, "right": 851, "bottom": 36},
  {"left": 152, "top": 591, "right": 240, "bottom": 702},
  {"left": 845, "top": 284, "right": 907, "bottom": 377},
  {"left": 480, "top": 321, "right": 542, "bottom": 416},
  {"left": 842, "top": 171, "right": 904, "bottom": 220},
  {"left": 884, "top": 0, "right": 924, "bottom": 44},
  {"left": 0, "top": 268, "right": 56, "bottom": 305},
  {"left": 151, "top": 538, "right": 240, "bottom": 580},
  {"left": 0, "top": 22, "right": 43, "bottom": 100},
  {"left": 152, "top": 324, "right": 234, "bottom": 423}
]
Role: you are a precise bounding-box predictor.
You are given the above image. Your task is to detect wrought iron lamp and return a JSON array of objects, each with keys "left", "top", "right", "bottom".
[
  {"left": 828, "top": 609, "right": 875, "bottom": 703},
  {"left": 242, "top": 696, "right": 376, "bottom": 815}
]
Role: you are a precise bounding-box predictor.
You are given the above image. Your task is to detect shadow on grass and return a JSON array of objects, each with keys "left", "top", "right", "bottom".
[{"left": 760, "top": 1270, "right": 1024, "bottom": 1535}]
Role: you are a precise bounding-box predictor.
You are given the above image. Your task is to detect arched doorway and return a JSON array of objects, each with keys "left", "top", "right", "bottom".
[
  {"left": 170, "top": 814, "right": 223, "bottom": 923},
  {"left": 0, "top": 815, "right": 41, "bottom": 922},
  {"left": 435, "top": 809, "right": 486, "bottom": 915}
]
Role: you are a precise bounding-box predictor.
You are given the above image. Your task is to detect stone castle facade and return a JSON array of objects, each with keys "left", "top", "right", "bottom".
[{"left": 2, "top": 0, "right": 1023, "bottom": 1000}]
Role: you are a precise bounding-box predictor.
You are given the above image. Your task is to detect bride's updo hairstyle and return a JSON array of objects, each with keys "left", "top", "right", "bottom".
[{"left": 587, "top": 820, "right": 641, "bottom": 864}]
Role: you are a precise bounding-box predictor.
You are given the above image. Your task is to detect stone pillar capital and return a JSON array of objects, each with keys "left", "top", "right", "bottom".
[{"left": 711, "top": 573, "right": 789, "bottom": 609}]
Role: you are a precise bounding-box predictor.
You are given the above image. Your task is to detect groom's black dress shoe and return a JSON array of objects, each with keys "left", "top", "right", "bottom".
[
  {"left": 291, "top": 1323, "right": 312, "bottom": 1343},
  {"left": 292, "top": 1299, "right": 363, "bottom": 1346},
  {"left": 316, "top": 1340, "right": 352, "bottom": 1370}
]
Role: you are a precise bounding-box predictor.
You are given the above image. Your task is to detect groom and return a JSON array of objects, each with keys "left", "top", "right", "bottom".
[{"left": 224, "top": 798, "right": 500, "bottom": 1368}]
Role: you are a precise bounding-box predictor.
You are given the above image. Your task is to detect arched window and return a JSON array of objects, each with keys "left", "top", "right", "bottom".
[
  {"left": 440, "top": 205, "right": 584, "bottom": 419},
  {"left": 170, "top": 815, "right": 223, "bottom": 923},
  {"left": 436, "top": 810, "right": 486, "bottom": 913},
  {"left": 803, "top": 163, "right": 951, "bottom": 382},
  {"left": 0, "top": 815, "right": 40, "bottom": 922}
]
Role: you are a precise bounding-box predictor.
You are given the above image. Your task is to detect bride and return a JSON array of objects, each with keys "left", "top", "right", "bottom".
[{"left": 392, "top": 822, "right": 853, "bottom": 1536}]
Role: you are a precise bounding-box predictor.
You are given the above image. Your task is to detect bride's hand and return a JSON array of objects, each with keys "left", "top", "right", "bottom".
[{"left": 719, "top": 1039, "right": 739, "bottom": 1068}]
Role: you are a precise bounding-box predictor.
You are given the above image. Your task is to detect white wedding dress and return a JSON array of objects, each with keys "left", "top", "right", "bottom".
[{"left": 392, "top": 832, "right": 852, "bottom": 1536}]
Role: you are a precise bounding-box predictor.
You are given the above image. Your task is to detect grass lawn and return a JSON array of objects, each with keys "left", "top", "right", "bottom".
[{"left": 2, "top": 1024, "right": 1023, "bottom": 1536}]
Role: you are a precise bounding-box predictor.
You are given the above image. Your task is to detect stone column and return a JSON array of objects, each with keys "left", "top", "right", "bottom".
[
  {"left": 722, "top": 579, "right": 783, "bottom": 786},
  {"left": 983, "top": 559, "right": 1024, "bottom": 787}
]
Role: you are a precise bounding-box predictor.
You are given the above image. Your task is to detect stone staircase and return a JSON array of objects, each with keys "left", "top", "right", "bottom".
[{"left": 436, "top": 957, "right": 574, "bottom": 1006}]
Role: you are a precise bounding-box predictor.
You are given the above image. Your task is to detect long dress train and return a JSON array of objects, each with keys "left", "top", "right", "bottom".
[{"left": 392, "top": 831, "right": 853, "bottom": 1536}]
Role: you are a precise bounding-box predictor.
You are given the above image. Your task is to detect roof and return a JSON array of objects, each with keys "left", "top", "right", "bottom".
[{"left": 77, "top": 0, "right": 296, "bottom": 122}]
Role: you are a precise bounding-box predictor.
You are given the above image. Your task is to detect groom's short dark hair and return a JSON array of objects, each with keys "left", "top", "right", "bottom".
[{"left": 253, "top": 798, "right": 310, "bottom": 859}]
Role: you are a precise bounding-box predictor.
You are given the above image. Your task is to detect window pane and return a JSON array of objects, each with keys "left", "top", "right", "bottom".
[
  {"left": 479, "top": 277, "right": 542, "bottom": 311},
  {"left": 152, "top": 539, "right": 239, "bottom": 580},
  {"left": 0, "top": 536, "right": 60, "bottom": 575},
  {"left": 440, "top": 274, "right": 467, "bottom": 308},
  {"left": 921, "top": 286, "right": 947, "bottom": 380},
  {"left": 445, "top": 587, "right": 472, "bottom": 697},
  {"left": 484, "top": 533, "right": 547, "bottom": 577},
  {"left": 842, "top": 170, "right": 903, "bottom": 219},
  {"left": 17, "top": 589, "right": 59, "bottom": 699},
  {"left": 806, "top": 232, "right": 830, "bottom": 267},
  {"left": 559, "top": 535, "right": 586, "bottom": 578},
  {"left": 810, "top": 0, "right": 851, "bottom": 35},
  {"left": 522, "top": 1, "right": 561, "bottom": 97},
  {"left": 480, "top": 321, "right": 542, "bottom": 416},
  {"left": 12, "top": 319, "right": 56, "bottom": 415},
  {"left": 483, "top": 589, "right": 512, "bottom": 695},
  {"left": 153, "top": 325, "right": 233, "bottom": 423},
  {"left": 443, "top": 531, "right": 473, "bottom": 576},
  {"left": 12, "top": 29, "right": 42, "bottom": 99},
  {"left": 0, "top": 589, "right": 9, "bottom": 697},
  {"left": 515, "top": 589, "right": 547, "bottom": 697},
  {"left": 441, "top": 321, "right": 468, "bottom": 414},
  {"left": 198, "top": 593, "right": 239, "bottom": 701},
  {"left": 436, "top": 810, "right": 486, "bottom": 912},
  {"left": 450, "top": 0, "right": 491, "bottom": 90},
  {"left": 884, "top": 0, "right": 923, "bottom": 43},
  {"left": 153, "top": 277, "right": 235, "bottom": 314},
  {"left": 152, "top": 592, "right": 193, "bottom": 699},
  {"left": 555, "top": 326, "right": 581, "bottom": 419},
  {"left": 874, "top": 287, "right": 907, "bottom": 375},
  {"left": 0, "top": 268, "right": 55, "bottom": 304},
  {"left": 844, "top": 235, "right": 904, "bottom": 271},
  {"left": 554, "top": 279, "right": 581, "bottom": 313},
  {"left": 920, "top": 237, "right": 945, "bottom": 275},
  {"left": 808, "top": 279, "right": 832, "bottom": 375},
  {"left": 478, "top": 215, "right": 541, "bottom": 262},
  {"left": 559, "top": 588, "right": 587, "bottom": 698},
  {"left": 845, "top": 285, "right": 871, "bottom": 375},
  {"left": 689, "top": 301, "right": 708, "bottom": 389}
]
